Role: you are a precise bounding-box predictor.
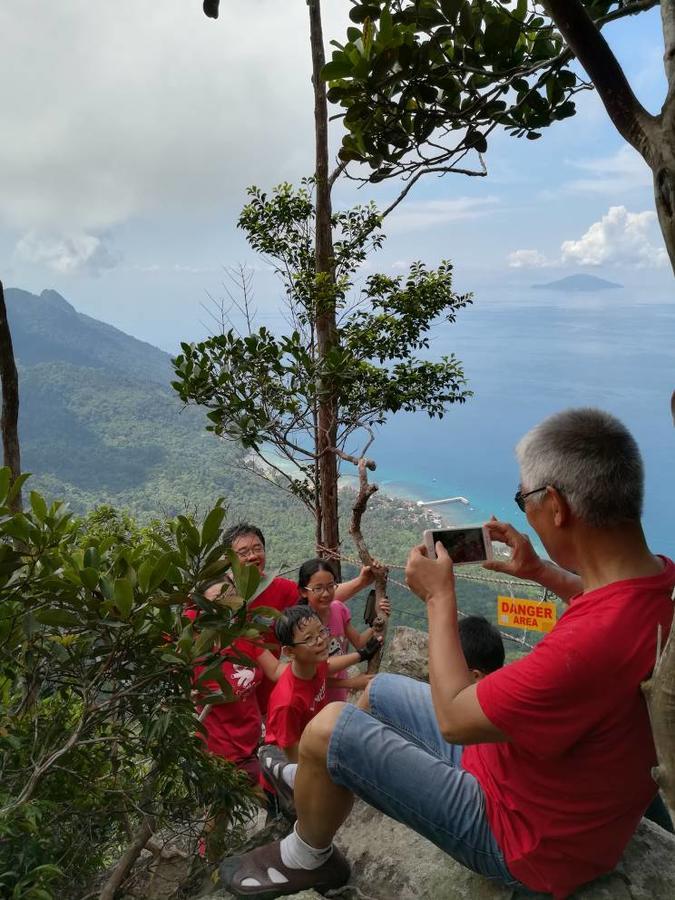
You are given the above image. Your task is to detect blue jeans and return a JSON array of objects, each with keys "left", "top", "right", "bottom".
[{"left": 326, "top": 673, "right": 524, "bottom": 889}]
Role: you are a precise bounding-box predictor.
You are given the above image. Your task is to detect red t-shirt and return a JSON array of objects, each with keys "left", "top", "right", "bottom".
[
  {"left": 462, "top": 557, "right": 675, "bottom": 898},
  {"left": 265, "top": 661, "right": 329, "bottom": 750},
  {"left": 250, "top": 576, "right": 298, "bottom": 713},
  {"left": 193, "top": 638, "right": 264, "bottom": 763}
]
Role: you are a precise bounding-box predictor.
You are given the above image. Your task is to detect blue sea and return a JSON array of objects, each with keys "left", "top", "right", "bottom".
[{"left": 363, "top": 285, "right": 674, "bottom": 557}]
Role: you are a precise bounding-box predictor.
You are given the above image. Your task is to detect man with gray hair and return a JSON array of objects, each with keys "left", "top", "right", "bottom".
[{"left": 221, "top": 409, "right": 674, "bottom": 900}]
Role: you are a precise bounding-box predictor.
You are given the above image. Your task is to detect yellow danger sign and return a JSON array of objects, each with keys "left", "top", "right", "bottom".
[{"left": 497, "top": 596, "right": 557, "bottom": 633}]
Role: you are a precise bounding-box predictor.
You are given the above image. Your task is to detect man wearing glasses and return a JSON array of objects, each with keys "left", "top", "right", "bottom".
[
  {"left": 222, "top": 523, "right": 300, "bottom": 714},
  {"left": 221, "top": 409, "right": 674, "bottom": 899}
]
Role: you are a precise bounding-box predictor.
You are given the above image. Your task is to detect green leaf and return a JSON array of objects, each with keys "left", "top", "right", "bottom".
[
  {"left": 80, "top": 567, "right": 99, "bottom": 591},
  {"left": 150, "top": 552, "right": 175, "bottom": 591},
  {"left": 322, "top": 57, "right": 354, "bottom": 80},
  {"left": 201, "top": 505, "right": 226, "bottom": 548},
  {"left": 0, "top": 467, "right": 10, "bottom": 504},
  {"left": 35, "top": 608, "right": 80, "bottom": 628},
  {"left": 29, "top": 490, "right": 48, "bottom": 522},
  {"left": 84, "top": 546, "right": 100, "bottom": 568},
  {"left": 113, "top": 578, "right": 134, "bottom": 618},
  {"left": 7, "top": 472, "right": 30, "bottom": 507}
]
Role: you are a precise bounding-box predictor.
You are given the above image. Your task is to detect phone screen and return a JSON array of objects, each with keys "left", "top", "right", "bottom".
[{"left": 431, "top": 528, "right": 487, "bottom": 564}]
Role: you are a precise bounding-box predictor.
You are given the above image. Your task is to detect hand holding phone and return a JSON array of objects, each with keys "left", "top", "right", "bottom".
[
  {"left": 405, "top": 542, "right": 456, "bottom": 603},
  {"left": 422, "top": 525, "right": 493, "bottom": 566}
]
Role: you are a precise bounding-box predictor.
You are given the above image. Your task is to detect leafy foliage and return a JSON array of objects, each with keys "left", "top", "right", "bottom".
[
  {"left": 0, "top": 472, "right": 270, "bottom": 898},
  {"left": 325, "top": 1, "right": 629, "bottom": 179},
  {"left": 172, "top": 180, "right": 472, "bottom": 516}
]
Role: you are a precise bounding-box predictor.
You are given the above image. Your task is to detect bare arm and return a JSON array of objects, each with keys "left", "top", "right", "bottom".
[
  {"left": 406, "top": 544, "right": 507, "bottom": 745},
  {"left": 327, "top": 637, "right": 382, "bottom": 674},
  {"left": 484, "top": 519, "right": 582, "bottom": 604},
  {"left": 257, "top": 649, "right": 288, "bottom": 681},
  {"left": 334, "top": 562, "right": 387, "bottom": 603},
  {"left": 326, "top": 650, "right": 361, "bottom": 674},
  {"left": 344, "top": 621, "right": 372, "bottom": 650}
]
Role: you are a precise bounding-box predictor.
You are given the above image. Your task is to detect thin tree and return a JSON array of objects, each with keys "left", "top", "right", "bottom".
[
  {"left": 0, "top": 280, "right": 22, "bottom": 511},
  {"left": 197, "top": 1, "right": 477, "bottom": 559}
]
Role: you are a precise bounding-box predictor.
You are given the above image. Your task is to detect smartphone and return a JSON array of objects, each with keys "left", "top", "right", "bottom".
[{"left": 422, "top": 525, "right": 493, "bottom": 565}]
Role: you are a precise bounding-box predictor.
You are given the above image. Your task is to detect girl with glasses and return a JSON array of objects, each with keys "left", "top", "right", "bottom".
[{"left": 298, "top": 558, "right": 391, "bottom": 702}]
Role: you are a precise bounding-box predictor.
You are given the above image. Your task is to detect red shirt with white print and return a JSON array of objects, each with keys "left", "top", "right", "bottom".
[
  {"left": 192, "top": 637, "right": 264, "bottom": 763},
  {"left": 265, "top": 660, "right": 329, "bottom": 750},
  {"left": 250, "top": 576, "right": 299, "bottom": 713}
]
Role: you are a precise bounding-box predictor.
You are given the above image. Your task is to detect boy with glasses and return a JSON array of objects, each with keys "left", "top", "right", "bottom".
[{"left": 260, "top": 606, "right": 380, "bottom": 814}]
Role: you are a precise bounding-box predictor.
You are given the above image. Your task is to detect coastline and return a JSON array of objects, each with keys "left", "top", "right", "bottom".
[{"left": 244, "top": 451, "right": 476, "bottom": 530}]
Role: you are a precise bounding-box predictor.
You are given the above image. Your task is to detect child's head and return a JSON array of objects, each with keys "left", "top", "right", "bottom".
[
  {"left": 199, "top": 575, "right": 227, "bottom": 602},
  {"left": 297, "top": 558, "right": 339, "bottom": 613},
  {"left": 275, "top": 605, "right": 330, "bottom": 665},
  {"left": 458, "top": 615, "right": 505, "bottom": 681}
]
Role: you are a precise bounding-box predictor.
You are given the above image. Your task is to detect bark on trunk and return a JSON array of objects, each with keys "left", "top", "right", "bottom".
[
  {"left": 308, "top": 0, "right": 341, "bottom": 569},
  {"left": 642, "top": 613, "right": 675, "bottom": 828},
  {"left": 0, "top": 281, "right": 22, "bottom": 511},
  {"left": 652, "top": 83, "right": 675, "bottom": 271}
]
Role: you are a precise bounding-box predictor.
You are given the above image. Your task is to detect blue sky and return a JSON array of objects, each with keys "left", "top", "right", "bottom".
[{"left": 0, "top": 1, "right": 670, "bottom": 352}]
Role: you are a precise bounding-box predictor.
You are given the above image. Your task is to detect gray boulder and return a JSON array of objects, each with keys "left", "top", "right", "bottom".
[
  {"left": 380, "top": 625, "right": 429, "bottom": 682},
  {"left": 207, "top": 802, "right": 675, "bottom": 899},
  {"left": 335, "top": 799, "right": 675, "bottom": 899}
]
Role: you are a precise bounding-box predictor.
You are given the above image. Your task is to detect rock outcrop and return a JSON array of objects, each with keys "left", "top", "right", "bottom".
[
  {"left": 380, "top": 625, "right": 430, "bottom": 682},
  {"left": 207, "top": 801, "right": 675, "bottom": 899}
]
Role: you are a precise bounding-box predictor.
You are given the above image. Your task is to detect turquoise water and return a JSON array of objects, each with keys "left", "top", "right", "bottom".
[{"left": 365, "top": 286, "right": 675, "bottom": 557}]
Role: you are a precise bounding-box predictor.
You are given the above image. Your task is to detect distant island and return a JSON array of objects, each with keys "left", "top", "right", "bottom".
[{"left": 532, "top": 274, "right": 623, "bottom": 292}]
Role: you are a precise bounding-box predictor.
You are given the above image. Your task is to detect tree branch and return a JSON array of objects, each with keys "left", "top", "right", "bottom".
[
  {"left": 334, "top": 442, "right": 390, "bottom": 674},
  {"left": 542, "top": 1, "right": 655, "bottom": 158},
  {"left": 379, "top": 160, "right": 487, "bottom": 221}
]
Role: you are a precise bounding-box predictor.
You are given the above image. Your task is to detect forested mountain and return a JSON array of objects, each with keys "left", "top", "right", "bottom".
[
  {"left": 4, "top": 288, "right": 424, "bottom": 568},
  {"left": 5, "top": 287, "right": 544, "bottom": 644}
]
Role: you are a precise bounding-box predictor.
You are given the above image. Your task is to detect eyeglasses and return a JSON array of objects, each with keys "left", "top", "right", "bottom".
[
  {"left": 305, "top": 582, "right": 337, "bottom": 595},
  {"left": 233, "top": 543, "right": 265, "bottom": 559},
  {"left": 292, "top": 626, "right": 331, "bottom": 647},
  {"left": 514, "top": 485, "right": 548, "bottom": 512}
]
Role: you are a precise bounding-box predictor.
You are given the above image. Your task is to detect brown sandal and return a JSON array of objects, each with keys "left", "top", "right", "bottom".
[{"left": 219, "top": 839, "right": 350, "bottom": 898}]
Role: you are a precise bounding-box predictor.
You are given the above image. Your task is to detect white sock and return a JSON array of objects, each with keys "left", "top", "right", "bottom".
[
  {"left": 280, "top": 822, "right": 333, "bottom": 870},
  {"left": 281, "top": 763, "right": 297, "bottom": 789},
  {"left": 263, "top": 756, "right": 297, "bottom": 789},
  {"left": 239, "top": 823, "right": 333, "bottom": 887}
]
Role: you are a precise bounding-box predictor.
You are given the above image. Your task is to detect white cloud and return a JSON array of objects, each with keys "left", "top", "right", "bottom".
[
  {"left": 565, "top": 146, "right": 652, "bottom": 195},
  {"left": 561, "top": 206, "right": 667, "bottom": 268},
  {"left": 0, "top": 1, "right": 348, "bottom": 233},
  {"left": 507, "top": 249, "right": 550, "bottom": 269},
  {"left": 15, "top": 231, "right": 119, "bottom": 275},
  {"left": 387, "top": 197, "right": 499, "bottom": 233}
]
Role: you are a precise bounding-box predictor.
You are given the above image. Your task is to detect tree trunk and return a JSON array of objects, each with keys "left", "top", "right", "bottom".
[
  {"left": 0, "top": 281, "right": 22, "bottom": 511},
  {"left": 642, "top": 615, "right": 675, "bottom": 828},
  {"left": 652, "top": 86, "right": 675, "bottom": 271},
  {"left": 308, "top": 0, "right": 341, "bottom": 570},
  {"left": 99, "top": 814, "right": 156, "bottom": 900}
]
